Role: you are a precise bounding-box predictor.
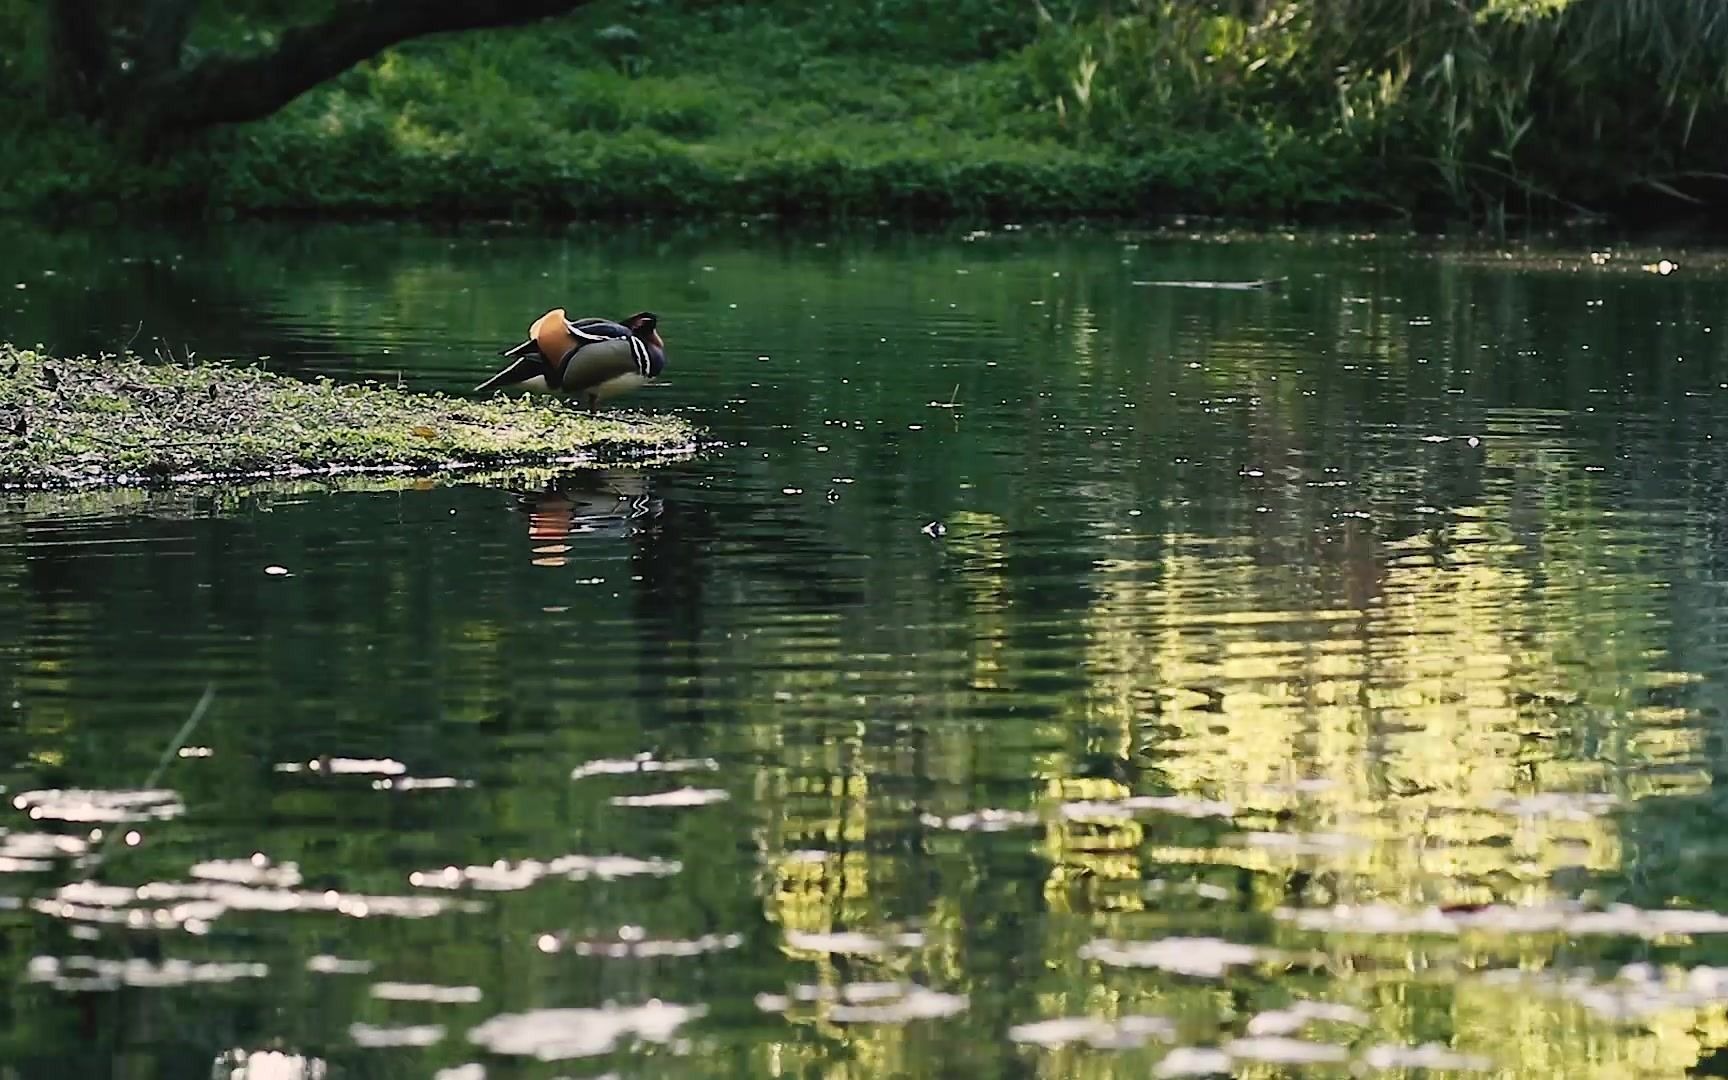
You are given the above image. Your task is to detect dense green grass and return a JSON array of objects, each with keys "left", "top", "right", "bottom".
[
  {"left": 0, "top": 0, "right": 1367, "bottom": 220},
  {"left": 0, "top": 346, "right": 699, "bottom": 488},
  {"left": 4, "top": 0, "right": 1727, "bottom": 222}
]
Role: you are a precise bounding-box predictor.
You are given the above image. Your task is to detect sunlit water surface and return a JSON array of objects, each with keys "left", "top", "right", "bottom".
[{"left": 3, "top": 221, "right": 1728, "bottom": 1077}]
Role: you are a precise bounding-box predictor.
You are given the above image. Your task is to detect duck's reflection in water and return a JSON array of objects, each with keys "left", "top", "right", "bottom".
[{"left": 512, "top": 469, "right": 662, "bottom": 567}]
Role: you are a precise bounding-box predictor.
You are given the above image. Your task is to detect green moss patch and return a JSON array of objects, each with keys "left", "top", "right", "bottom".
[{"left": 0, "top": 345, "right": 700, "bottom": 489}]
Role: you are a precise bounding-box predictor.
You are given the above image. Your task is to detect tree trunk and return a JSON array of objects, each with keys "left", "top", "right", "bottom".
[
  {"left": 130, "top": 0, "right": 198, "bottom": 75},
  {"left": 46, "top": 0, "right": 115, "bottom": 116},
  {"left": 51, "top": 0, "right": 598, "bottom": 141}
]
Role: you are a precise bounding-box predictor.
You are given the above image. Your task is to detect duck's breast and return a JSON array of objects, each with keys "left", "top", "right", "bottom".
[{"left": 589, "top": 371, "right": 649, "bottom": 400}]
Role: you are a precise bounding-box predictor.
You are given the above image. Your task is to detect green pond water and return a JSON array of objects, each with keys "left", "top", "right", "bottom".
[{"left": 1, "top": 221, "right": 1728, "bottom": 1078}]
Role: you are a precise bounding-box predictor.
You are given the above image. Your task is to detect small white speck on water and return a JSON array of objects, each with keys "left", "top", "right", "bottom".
[{"left": 265, "top": 566, "right": 290, "bottom": 576}]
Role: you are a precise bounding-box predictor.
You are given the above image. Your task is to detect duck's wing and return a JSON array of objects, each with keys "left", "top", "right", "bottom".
[
  {"left": 566, "top": 317, "right": 632, "bottom": 342},
  {"left": 500, "top": 308, "right": 565, "bottom": 358},
  {"left": 556, "top": 336, "right": 654, "bottom": 393}
]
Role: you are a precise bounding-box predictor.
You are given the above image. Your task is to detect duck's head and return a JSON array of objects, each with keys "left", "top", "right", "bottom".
[{"left": 623, "top": 311, "right": 664, "bottom": 352}]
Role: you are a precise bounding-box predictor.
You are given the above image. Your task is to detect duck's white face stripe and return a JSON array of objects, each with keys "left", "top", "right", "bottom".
[{"left": 565, "top": 320, "right": 611, "bottom": 343}]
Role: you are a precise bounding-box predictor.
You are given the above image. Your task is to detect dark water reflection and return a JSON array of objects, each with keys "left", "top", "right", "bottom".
[{"left": 4, "top": 221, "right": 1728, "bottom": 1076}]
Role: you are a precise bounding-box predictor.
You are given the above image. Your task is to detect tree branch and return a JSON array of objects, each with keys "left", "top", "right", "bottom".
[{"left": 142, "top": 0, "right": 598, "bottom": 134}]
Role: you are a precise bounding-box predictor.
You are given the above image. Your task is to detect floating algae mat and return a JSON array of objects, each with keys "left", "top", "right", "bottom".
[{"left": 0, "top": 346, "right": 699, "bottom": 488}]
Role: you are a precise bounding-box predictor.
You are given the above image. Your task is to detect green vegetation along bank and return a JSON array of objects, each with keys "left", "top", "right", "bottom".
[
  {"left": 0, "top": 346, "right": 698, "bottom": 489},
  {"left": 4, "top": 0, "right": 1727, "bottom": 224}
]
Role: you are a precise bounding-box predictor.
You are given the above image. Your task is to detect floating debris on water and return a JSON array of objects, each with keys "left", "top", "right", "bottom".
[
  {"left": 29, "top": 955, "right": 268, "bottom": 990},
  {"left": 307, "top": 955, "right": 374, "bottom": 975},
  {"left": 1008, "top": 1015, "right": 1176, "bottom": 1048},
  {"left": 349, "top": 1022, "right": 445, "bottom": 1048},
  {"left": 828, "top": 987, "right": 961, "bottom": 1023},
  {"left": 757, "top": 982, "right": 901, "bottom": 1010},
  {"left": 325, "top": 758, "right": 406, "bottom": 775},
  {"left": 609, "top": 787, "right": 729, "bottom": 808},
  {"left": 1223, "top": 1037, "right": 1349, "bottom": 1064},
  {"left": 32, "top": 878, "right": 466, "bottom": 931},
  {"left": 273, "top": 758, "right": 407, "bottom": 776},
  {"left": 1156, "top": 1047, "right": 1233, "bottom": 1077},
  {"left": 0, "top": 832, "right": 88, "bottom": 871},
  {"left": 373, "top": 776, "right": 473, "bottom": 791},
  {"left": 1483, "top": 791, "right": 1619, "bottom": 820},
  {"left": 1059, "top": 795, "right": 1235, "bottom": 821},
  {"left": 190, "top": 855, "right": 301, "bottom": 888},
  {"left": 1253, "top": 778, "right": 1337, "bottom": 796},
  {"left": 1244, "top": 1001, "right": 1369, "bottom": 1036},
  {"left": 211, "top": 1050, "right": 328, "bottom": 1079},
  {"left": 784, "top": 929, "right": 924, "bottom": 955},
  {"left": 370, "top": 982, "right": 483, "bottom": 1004},
  {"left": 1482, "top": 962, "right": 1728, "bottom": 1022},
  {"left": 1278, "top": 902, "right": 1728, "bottom": 938},
  {"left": 539, "top": 928, "right": 743, "bottom": 958},
  {"left": 13, "top": 788, "right": 183, "bottom": 823},
  {"left": 1133, "top": 277, "right": 1287, "bottom": 291},
  {"left": 409, "top": 853, "right": 680, "bottom": 891},
  {"left": 1238, "top": 831, "right": 1366, "bottom": 855},
  {"left": 756, "top": 982, "right": 967, "bottom": 1023},
  {"left": 1080, "top": 937, "right": 1264, "bottom": 978},
  {"left": 1360, "top": 1043, "right": 1492, "bottom": 1071},
  {"left": 570, "top": 754, "right": 719, "bottom": 781},
  {"left": 467, "top": 1002, "right": 705, "bottom": 1060},
  {"left": 919, "top": 809, "right": 1040, "bottom": 832}
]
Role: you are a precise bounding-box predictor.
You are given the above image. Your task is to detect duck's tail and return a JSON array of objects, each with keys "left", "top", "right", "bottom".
[{"left": 474, "top": 356, "right": 546, "bottom": 394}]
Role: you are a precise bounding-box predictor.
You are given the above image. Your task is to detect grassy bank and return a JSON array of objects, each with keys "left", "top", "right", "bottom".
[
  {"left": 0, "top": 346, "right": 698, "bottom": 489},
  {"left": 3, "top": 1, "right": 1727, "bottom": 223}
]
